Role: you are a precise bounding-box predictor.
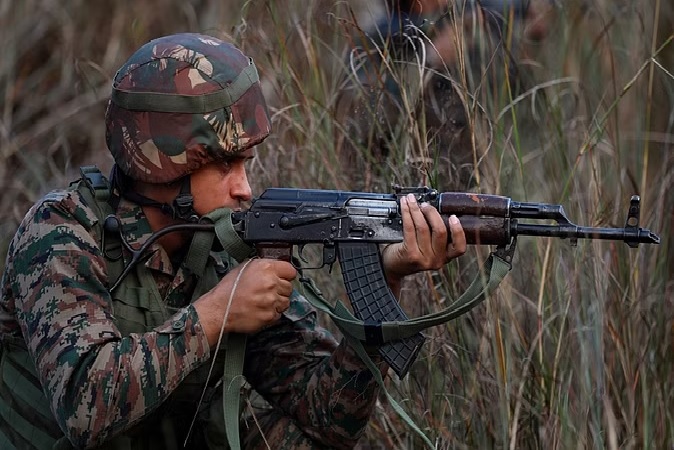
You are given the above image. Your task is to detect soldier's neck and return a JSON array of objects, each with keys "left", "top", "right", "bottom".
[
  {"left": 132, "top": 181, "right": 191, "bottom": 259},
  {"left": 141, "top": 205, "right": 191, "bottom": 260}
]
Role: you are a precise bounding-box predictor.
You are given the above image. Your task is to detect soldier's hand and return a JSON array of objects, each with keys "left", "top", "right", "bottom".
[
  {"left": 382, "top": 193, "right": 466, "bottom": 284},
  {"left": 194, "top": 259, "right": 297, "bottom": 346}
]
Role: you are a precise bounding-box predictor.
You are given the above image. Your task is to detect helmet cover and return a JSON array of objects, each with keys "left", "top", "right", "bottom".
[{"left": 106, "top": 33, "right": 271, "bottom": 184}]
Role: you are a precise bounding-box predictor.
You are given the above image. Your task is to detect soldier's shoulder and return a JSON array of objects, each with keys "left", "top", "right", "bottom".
[
  {"left": 3, "top": 185, "right": 104, "bottom": 271},
  {"left": 31, "top": 185, "right": 102, "bottom": 230},
  {"left": 10, "top": 186, "right": 103, "bottom": 253}
]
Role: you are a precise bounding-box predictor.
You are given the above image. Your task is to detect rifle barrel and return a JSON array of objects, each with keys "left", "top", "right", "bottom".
[{"left": 512, "top": 223, "right": 660, "bottom": 245}]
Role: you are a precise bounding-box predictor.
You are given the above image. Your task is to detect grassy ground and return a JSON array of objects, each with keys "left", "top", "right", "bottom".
[{"left": 1, "top": 1, "right": 672, "bottom": 448}]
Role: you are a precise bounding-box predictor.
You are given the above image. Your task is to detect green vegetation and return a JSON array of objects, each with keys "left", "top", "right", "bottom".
[{"left": 1, "top": 1, "right": 672, "bottom": 448}]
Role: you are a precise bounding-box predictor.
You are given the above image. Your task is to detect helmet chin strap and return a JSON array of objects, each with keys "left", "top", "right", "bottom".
[
  {"left": 171, "top": 177, "right": 200, "bottom": 222},
  {"left": 111, "top": 165, "right": 201, "bottom": 222}
]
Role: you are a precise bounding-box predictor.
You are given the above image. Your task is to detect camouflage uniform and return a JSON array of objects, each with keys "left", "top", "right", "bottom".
[{"left": 0, "top": 34, "right": 382, "bottom": 449}]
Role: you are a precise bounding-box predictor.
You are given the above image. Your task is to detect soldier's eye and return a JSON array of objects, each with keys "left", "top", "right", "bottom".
[{"left": 217, "top": 161, "right": 232, "bottom": 175}]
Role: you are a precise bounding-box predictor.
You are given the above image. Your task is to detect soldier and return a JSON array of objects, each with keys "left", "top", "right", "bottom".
[
  {"left": 335, "top": 0, "right": 554, "bottom": 191},
  {"left": 0, "top": 33, "right": 466, "bottom": 449}
]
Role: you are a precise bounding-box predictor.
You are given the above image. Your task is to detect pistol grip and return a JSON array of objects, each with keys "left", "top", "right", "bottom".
[
  {"left": 337, "top": 242, "right": 425, "bottom": 378},
  {"left": 256, "top": 243, "right": 293, "bottom": 262}
]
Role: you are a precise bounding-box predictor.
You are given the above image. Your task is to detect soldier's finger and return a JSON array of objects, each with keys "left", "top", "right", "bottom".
[
  {"left": 276, "top": 293, "right": 291, "bottom": 312},
  {"left": 446, "top": 215, "right": 467, "bottom": 260},
  {"left": 400, "top": 196, "right": 417, "bottom": 244},
  {"left": 278, "top": 279, "right": 293, "bottom": 298},
  {"left": 405, "top": 194, "right": 433, "bottom": 253},
  {"left": 420, "top": 203, "right": 448, "bottom": 256},
  {"left": 271, "top": 260, "right": 298, "bottom": 281}
]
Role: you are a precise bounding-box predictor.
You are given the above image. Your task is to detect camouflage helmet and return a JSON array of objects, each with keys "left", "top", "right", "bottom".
[{"left": 105, "top": 33, "right": 271, "bottom": 184}]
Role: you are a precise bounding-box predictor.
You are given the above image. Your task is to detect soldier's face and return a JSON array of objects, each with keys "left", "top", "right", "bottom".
[{"left": 190, "top": 148, "right": 254, "bottom": 214}]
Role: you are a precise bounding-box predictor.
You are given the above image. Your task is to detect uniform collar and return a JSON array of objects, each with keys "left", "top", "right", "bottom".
[
  {"left": 115, "top": 196, "right": 176, "bottom": 277},
  {"left": 114, "top": 197, "right": 231, "bottom": 280}
]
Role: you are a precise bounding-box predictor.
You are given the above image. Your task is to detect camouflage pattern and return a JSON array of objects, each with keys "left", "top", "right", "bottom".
[
  {"left": 241, "top": 289, "right": 383, "bottom": 449},
  {"left": 106, "top": 33, "right": 271, "bottom": 184},
  {"left": 0, "top": 184, "right": 381, "bottom": 448}
]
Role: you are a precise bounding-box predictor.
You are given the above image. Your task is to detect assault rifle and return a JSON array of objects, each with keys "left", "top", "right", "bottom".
[{"left": 107, "top": 186, "right": 660, "bottom": 377}]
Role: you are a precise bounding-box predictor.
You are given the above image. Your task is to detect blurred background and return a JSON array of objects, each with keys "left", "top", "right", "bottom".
[{"left": 1, "top": 0, "right": 672, "bottom": 448}]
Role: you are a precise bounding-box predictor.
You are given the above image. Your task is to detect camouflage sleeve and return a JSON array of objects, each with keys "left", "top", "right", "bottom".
[
  {"left": 243, "top": 289, "right": 385, "bottom": 449},
  {"left": 5, "top": 192, "right": 211, "bottom": 448}
]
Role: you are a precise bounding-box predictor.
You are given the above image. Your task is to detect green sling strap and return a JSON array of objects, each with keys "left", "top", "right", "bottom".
[
  {"left": 301, "top": 251, "right": 511, "bottom": 344},
  {"left": 195, "top": 209, "right": 256, "bottom": 450},
  {"left": 77, "top": 166, "right": 126, "bottom": 288}
]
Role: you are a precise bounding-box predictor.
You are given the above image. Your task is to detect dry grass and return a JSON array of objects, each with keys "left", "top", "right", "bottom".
[{"left": 1, "top": 0, "right": 673, "bottom": 448}]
